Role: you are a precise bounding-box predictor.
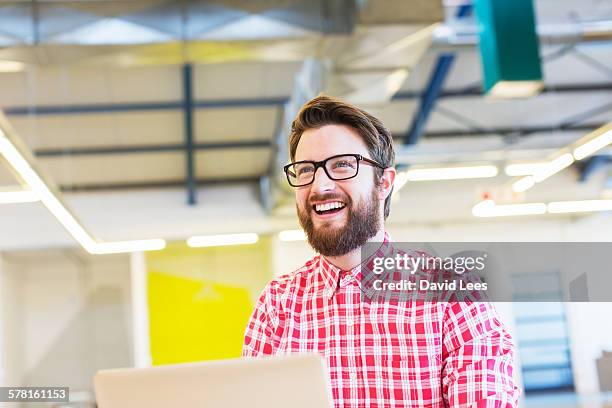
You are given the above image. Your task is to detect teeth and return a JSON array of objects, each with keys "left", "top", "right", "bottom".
[{"left": 315, "top": 201, "right": 345, "bottom": 212}]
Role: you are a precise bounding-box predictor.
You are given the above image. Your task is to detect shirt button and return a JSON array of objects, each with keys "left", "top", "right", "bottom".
[
  {"left": 349, "top": 370, "right": 358, "bottom": 380},
  {"left": 346, "top": 319, "right": 354, "bottom": 326}
]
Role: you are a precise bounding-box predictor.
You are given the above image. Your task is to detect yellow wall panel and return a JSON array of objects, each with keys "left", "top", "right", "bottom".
[{"left": 146, "top": 238, "right": 272, "bottom": 365}]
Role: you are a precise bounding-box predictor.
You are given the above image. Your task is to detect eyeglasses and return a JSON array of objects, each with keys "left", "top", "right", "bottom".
[{"left": 283, "top": 154, "right": 385, "bottom": 187}]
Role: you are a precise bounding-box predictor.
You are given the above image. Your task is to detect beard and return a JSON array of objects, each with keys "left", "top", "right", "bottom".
[{"left": 297, "top": 189, "right": 381, "bottom": 257}]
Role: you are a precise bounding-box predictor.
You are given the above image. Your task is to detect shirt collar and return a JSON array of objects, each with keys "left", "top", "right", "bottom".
[{"left": 318, "top": 232, "right": 394, "bottom": 299}]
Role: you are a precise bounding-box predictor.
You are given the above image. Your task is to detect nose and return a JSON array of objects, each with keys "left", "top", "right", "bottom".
[{"left": 310, "top": 165, "right": 335, "bottom": 193}]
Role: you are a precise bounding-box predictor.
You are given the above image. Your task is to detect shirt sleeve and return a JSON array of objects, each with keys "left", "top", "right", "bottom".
[
  {"left": 441, "top": 301, "right": 521, "bottom": 407},
  {"left": 242, "top": 281, "right": 282, "bottom": 357}
]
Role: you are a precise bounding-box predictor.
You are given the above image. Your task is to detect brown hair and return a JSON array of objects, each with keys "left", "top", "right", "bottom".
[{"left": 289, "top": 95, "right": 395, "bottom": 219}]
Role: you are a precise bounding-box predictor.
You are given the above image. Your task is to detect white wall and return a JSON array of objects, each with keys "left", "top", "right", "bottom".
[
  {"left": 271, "top": 235, "right": 315, "bottom": 277},
  {"left": 0, "top": 254, "right": 29, "bottom": 408},
  {"left": 566, "top": 303, "right": 612, "bottom": 394},
  {"left": 130, "top": 251, "right": 151, "bottom": 368},
  {"left": 0, "top": 250, "right": 133, "bottom": 403},
  {"left": 0, "top": 253, "right": 24, "bottom": 390}
]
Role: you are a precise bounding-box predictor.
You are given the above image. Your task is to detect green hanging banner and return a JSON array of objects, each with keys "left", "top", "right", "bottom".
[{"left": 475, "top": 0, "right": 544, "bottom": 97}]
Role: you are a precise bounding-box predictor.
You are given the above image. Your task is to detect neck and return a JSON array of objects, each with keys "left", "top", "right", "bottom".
[{"left": 323, "top": 228, "right": 386, "bottom": 271}]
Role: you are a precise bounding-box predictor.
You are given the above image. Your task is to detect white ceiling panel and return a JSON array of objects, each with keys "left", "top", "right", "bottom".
[
  {"left": 421, "top": 110, "right": 470, "bottom": 134},
  {"left": 193, "top": 61, "right": 300, "bottom": 100},
  {"left": 428, "top": 92, "right": 612, "bottom": 131},
  {"left": 398, "top": 51, "right": 438, "bottom": 93},
  {"left": 535, "top": 0, "right": 612, "bottom": 23},
  {"left": 359, "top": 0, "right": 443, "bottom": 24},
  {"left": 37, "top": 152, "right": 184, "bottom": 186},
  {"left": 362, "top": 100, "right": 417, "bottom": 135},
  {"left": 0, "top": 64, "right": 182, "bottom": 107},
  {"left": 105, "top": 65, "right": 182, "bottom": 102},
  {"left": 0, "top": 202, "right": 75, "bottom": 250},
  {"left": 195, "top": 148, "right": 271, "bottom": 179},
  {"left": 195, "top": 106, "right": 277, "bottom": 142},
  {"left": 543, "top": 47, "right": 612, "bottom": 84},
  {"left": 437, "top": 49, "right": 482, "bottom": 90},
  {"left": 0, "top": 160, "right": 18, "bottom": 187},
  {"left": 9, "top": 111, "right": 183, "bottom": 150}
]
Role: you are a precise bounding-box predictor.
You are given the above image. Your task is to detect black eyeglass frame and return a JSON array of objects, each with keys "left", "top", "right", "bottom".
[{"left": 283, "top": 153, "right": 386, "bottom": 187}]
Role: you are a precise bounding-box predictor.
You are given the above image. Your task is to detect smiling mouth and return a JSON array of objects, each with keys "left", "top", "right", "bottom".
[{"left": 312, "top": 201, "right": 347, "bottom": 216}]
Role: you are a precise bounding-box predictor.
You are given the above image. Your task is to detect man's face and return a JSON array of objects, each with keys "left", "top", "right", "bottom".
[{"left": 293, "top": 124, "right": 383, "bottom": 257}]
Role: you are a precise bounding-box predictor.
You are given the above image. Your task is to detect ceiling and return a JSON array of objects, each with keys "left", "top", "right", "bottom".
[
  {"left": 0, "top": 0, "right": 611, "bottom": 250},
  {"left": 0, "top": 46, "right": 609, "bottom": 190}
]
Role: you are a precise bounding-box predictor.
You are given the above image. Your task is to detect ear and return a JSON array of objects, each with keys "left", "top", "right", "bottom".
[{"left": 377, "top": 167, "right": 396, "bottom": 201}]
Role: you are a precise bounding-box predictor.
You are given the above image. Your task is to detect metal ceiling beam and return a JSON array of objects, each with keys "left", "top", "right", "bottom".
[
  {"left": 59, "top": 176, "right": 261, "bottom": 193},
  {"left": 3, "top": 97, "right": 289, "bottom": 116},
  {"left": 3, "top": 83, "right": 611, "bottom": 117},
  {"left": 182, "top": 63, "right": 196, "bottom": 205},
  {"left": 419, "top": 123, "right": 606, "bottom": 139},
  {"left": 404, "top": 4, "right": 472, "bottom": 145},
  {"left": 193, "top": 97, "right": 289, "bottom": 109},
  {"left": 34, "top": 140, "right": 271, "bottom": 157},
  {"left": 5, "top": 101, "right": 185, "bottom": 115},
  {"left": 404, "top": 54, "right": 456, "bottom": 144},
  {"left": 394, "top": 82, "right": 612, "bottom": 100}
]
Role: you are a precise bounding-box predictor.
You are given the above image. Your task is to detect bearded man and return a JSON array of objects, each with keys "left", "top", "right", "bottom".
[{"left": 242, "top": 95, "right": 519, "bottom": 408}]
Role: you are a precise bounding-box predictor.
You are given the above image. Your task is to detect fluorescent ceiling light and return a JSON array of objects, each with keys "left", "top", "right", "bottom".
[
  {"left": 278, "top": 229, "right": 306, "bottom": 242},
  {"left": 0, "top": 134, "right": 96, "bottom": 251},
  {"left": 504, "top": 162, "right": 548, "bottom": 176},
  {"left": 512, "top": 176, "right": 536, "bottom": 193},
  {"left": 573, "top": 124, "right": 612, "bottom": 160},
  {"left": 91, "top": 239, "right": 167, "bottom": 255},
  {"left": 405, "top": 165, "right": 498, "bottom": 181},
  {"left": 472, "top": 199, "right": 546, "bottom": 217},
  {"left": 471, "top": 199, "right": 495, "bottom": 215},
  {"left": 506, "top": 124, "right": 610, "bottom": 193},
  {"left": 0, "top": 190, "right": 39, "bottom": 204},
  {"left": 509, "top": 153, "right": 574, "bottom": 193},
  {"left": 548, "top": 199, "right": 612, "bottom": 214},
  {"left": 488, "top": 81, "right": 543, "bottom": 99},
  {"left": 0, "top": 60, "right": 24, "bottom": 73},
  {"left": 532, "top": 153, "right": 574, "bottom": 183},
  {"left": 385, "top": 69, "right": 409, "bottom": 96},
  {"left": 473, "top": 198, "right": 612, "bottom": 217},
  {"left": 187, "top": 233, "right": 259, "bottom": 248},
  {"left": 0, "top": 128, "right": 166, "bottom": 254}
]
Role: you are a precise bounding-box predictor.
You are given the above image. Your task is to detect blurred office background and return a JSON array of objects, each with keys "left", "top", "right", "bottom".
[{"left": 0, "top": 0, "right": 611, "bottom": 406}]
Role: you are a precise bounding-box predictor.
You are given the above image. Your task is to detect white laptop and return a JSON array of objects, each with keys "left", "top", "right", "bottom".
[{"left": 94, "top": 354, "right": 333, "bottom": 408}]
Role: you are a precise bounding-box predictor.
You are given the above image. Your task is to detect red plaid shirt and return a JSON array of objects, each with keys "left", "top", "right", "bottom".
[{"left": 243, "top": 234, "right": 520, "bottom": 407}]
